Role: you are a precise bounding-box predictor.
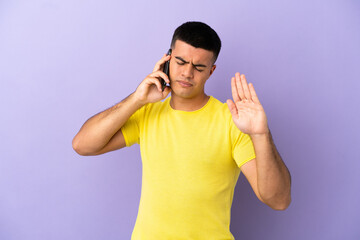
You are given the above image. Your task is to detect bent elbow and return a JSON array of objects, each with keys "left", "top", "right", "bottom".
[
  {"left": 73, "top": 145, "right": 87, "bottom": 156},
  {"left": 272, "top": 203, "right": 289, "bottom": 211},
  {"left": 72, "top": 137, "right": 104, "bottom": 156},
  {"left": 261, "top": 191, "right": 291, "bottom": 211},
  {"left": 72, "top": 136, "right": 89, "bottom": 156},
  {"left": 270, "top": 196, "right": 291, "bottom": 211}
]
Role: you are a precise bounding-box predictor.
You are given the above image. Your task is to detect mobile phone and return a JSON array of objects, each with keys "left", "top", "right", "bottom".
[{"left": 161, "top": 49, "right": 172, "bottom": 91}]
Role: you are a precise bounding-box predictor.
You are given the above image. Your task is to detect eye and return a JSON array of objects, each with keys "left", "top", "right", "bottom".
[
  {"left": 176, "top": 61, "right": 185, "bottom": 65},
  {"left": 195, "top": 68, "right": 204, "bottom": 72}
]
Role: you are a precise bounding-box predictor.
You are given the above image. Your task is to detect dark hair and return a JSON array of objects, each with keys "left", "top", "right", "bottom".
[{"left": 170, "top": 21, "right": 221, "bottom": 63}]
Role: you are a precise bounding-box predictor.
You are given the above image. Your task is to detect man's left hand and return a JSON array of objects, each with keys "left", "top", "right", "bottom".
[{"left": 226, "top": 73, "right": 269, "bottom": 136}]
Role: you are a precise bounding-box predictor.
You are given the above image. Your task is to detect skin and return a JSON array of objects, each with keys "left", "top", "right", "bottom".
[
  {"left": 72, "top": 39, "right": 291, "bottom": 210},
  {"left": 167, "top": 40, "right": 216, "bottom": 111},
  {"left": 227, "top": 73, "right": 291, "bottom": 210}
]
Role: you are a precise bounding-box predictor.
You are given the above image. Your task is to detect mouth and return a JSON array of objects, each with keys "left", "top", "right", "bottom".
[{"left": 177, "top": 80, "right": 193, "bottom": 88}]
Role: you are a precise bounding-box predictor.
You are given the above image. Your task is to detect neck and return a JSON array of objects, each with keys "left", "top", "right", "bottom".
[{"left": 170, "top": 93, "right": 210, "bottom": 111}]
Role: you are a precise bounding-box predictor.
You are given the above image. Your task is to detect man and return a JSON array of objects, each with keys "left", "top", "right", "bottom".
[{"left": 72, "top": 21, "right": 291, "bottom": 239}]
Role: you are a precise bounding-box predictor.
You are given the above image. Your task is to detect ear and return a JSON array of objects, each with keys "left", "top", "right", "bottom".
[{"left": 209, "top": 65, "right": 216, "bottom": 76}]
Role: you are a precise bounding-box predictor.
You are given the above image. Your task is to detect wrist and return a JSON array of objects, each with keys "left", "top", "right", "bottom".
[
  {"left": 130, "top": 92, "right": 147, "bottom": 108},
  {"left": 249, "top": 129, "right": 271, "bottom": 140}
]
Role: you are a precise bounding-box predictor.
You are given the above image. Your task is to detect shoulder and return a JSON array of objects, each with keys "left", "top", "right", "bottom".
[
  {"left": 149, "top": 97, "right": 169, "bottom": 110},
  {"left": 141, "top": 97, "right": 170, "bottom": 116},
  {"left": 210, "top": 97, "right": 249, "bottom": 135},
  {"left": 204, "top": 96, "right": 235, "bottom": 132}
]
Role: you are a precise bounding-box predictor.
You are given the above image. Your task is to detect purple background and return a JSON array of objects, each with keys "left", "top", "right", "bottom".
[{"left": 1, "top": 0, "right": 359, "bottom": 239}]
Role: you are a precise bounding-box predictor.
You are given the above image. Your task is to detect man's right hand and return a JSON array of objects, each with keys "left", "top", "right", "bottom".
[{"left": 133, "top": 54, "right": 172, "bottom": 105}]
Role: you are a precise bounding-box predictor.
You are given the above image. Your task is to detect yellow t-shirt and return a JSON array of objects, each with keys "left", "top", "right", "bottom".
[{"left": 121, "top": 96, "right": 256, "bottom": 240}]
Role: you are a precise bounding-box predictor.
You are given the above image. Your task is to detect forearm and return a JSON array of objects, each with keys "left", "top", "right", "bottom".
[
  {"left": 251, "top": 131, "right": 291, "bottom": 210},
  {"left": 72, "top": 92, "right": 143, "bottom": 154}
]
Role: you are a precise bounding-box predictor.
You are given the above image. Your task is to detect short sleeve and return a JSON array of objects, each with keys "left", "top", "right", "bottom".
[
  {"left": 121, "top": 105, "right": 146, "bottom": 147},
  {"left": 230, "top": 120, "right": 256, "bottom": 168}
]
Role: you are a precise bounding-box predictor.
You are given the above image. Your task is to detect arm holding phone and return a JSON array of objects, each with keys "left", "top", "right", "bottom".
[{"left": 72, "top": 53, "right": 172, "bottom": 156}]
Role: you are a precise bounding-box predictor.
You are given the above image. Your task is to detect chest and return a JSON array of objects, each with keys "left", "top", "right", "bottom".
[{"left": 139, "top": 111, "right": 237, "bottom": 173}]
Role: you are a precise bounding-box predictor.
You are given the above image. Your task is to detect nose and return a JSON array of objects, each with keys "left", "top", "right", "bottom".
[{"left": 181, "top": 64, "right": 194, "bottom": 79}]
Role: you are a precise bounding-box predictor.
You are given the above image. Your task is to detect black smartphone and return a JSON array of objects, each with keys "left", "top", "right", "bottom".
[{"left": 161, "top": 49, "right": 172, "bottom": 91}]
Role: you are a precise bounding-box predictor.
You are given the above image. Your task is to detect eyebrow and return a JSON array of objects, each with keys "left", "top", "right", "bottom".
[{"left": 175, "top": 56, "right": 207, "bottom": 68}]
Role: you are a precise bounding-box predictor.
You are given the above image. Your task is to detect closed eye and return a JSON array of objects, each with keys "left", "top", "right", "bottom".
[
  {"left": 175, "top": 56, "right": 206, "bottom": 72},
  {"left": 177, "top": 62, "right": 204, "bottom": 72}
]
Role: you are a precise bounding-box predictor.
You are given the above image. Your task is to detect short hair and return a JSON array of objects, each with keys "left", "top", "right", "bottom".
[{"left": 170, "top": 21, "right": 222, "bottom": 63}]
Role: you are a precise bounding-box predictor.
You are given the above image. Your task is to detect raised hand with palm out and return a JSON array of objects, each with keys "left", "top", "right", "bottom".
[{"left": 226, "top": 73, "right": 269, "bottom": 136}]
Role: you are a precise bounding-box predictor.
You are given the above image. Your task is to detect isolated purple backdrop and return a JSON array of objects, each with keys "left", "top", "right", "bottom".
[{"left": 1, "top": 0, "right": 359, "bottom": 239}]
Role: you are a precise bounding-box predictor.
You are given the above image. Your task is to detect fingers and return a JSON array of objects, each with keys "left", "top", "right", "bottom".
[
  {"left": 231, "top": 77, "right": 240, "bottom": 103},
  {"left": 153, "top": 54, "right": 171, "bottom": 72},
  {"left": 240, "top": 73, "right": 252, "bottom": 100},
  {"left": 145, "top": 76, "right": 163, "bottom": 92},
  {"left": 233, "top": 73, "right": 256, "bottom": 102},
  {"left": 249, "top": 83, "right": 260, "bottom": 104},
  {"left": 235, "top": 73, "right": 245, "bottom": 100},
  {"left": 145, "top": 69, "right": 172, "bottom": 92},
  {"left": 149, "top": 70, "right": 170, "bottom": 84}
]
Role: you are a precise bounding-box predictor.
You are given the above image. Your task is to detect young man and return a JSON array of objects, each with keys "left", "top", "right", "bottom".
[{"left": 72, "top": 22, "right": 291, "bottom": 239}]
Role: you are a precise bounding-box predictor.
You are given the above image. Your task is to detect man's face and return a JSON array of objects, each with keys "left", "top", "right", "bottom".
[{"left": 169, "top": 40, "right": 216, "bottom": 99}]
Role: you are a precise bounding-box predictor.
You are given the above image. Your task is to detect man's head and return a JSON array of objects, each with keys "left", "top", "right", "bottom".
[
  {"left": 170, "top": 21, "right": 221, "bottom": 64},
  {"left": 168, "top": 22, "right": 221, "bottom": 100}
]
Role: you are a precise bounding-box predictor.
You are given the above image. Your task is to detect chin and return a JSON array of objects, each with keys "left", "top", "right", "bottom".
[{"left": 171, "top": 88, "right": 198, "bottom": 99}]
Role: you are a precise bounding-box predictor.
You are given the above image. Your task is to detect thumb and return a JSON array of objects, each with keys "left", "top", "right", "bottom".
[
  {"left": 162, "top": 86, "right": 171, "bottom": 98},
  {"left": 226, "top": 99, "right": 238, "bottom": 119}
]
